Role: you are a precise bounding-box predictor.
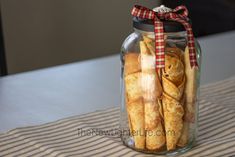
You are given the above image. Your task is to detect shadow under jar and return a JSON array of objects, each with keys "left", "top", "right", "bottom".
[{"left": 120, "top": 16, "right": 201, "bottom": 155}]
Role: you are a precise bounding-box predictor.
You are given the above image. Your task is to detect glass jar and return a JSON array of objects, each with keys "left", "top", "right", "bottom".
[{"left": 119, "top": 12, "right": 201, "bottom": 155}]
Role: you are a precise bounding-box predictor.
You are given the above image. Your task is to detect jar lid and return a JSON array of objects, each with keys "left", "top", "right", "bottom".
[{"left": 133, "top": 5, "right": 189, "bottom": 32}]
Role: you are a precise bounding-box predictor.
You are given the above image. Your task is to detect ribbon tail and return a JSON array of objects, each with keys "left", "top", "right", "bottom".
[
  {"left": 154, "top": 18, "right": 165, "bottom": 69},
  {"left": 173, "top": 18, "right": 199, "bottom": 69},
  {"left": 189, "top": 48, "right": 199, "bottom": 69}
]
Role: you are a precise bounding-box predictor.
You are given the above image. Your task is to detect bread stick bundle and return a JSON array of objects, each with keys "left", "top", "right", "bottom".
[
  {"left": 140, "top": 37, "right": 165, "bottom": 150},
  {"left": 124, "top": 53, "right": 145, "bottom": 149}
]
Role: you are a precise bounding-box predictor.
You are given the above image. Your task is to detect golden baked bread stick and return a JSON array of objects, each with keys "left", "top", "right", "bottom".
[
  {"left": 124, "top": 72, "right": 142, "bottom": 102},
  {"left": 161, "top": 52, "right": 185, "bottom": 150},
  {"left": 140, "top": 40, "right": 165, "bottom": 150},
  {"left": 145, "top": 101, "right": 165, "bottom": 150},
  {"left": 177, "top": 46, "right": 198, "bottom": 147},
  {"left": 162, "top": 93, "right": 184, "bottom": 150},
  {"left": 183, "top": 46, "right": 197, "bottom": 122},
  {"left": 127, "top": 98, "right": 145, "bottom": 149},
  {"left": 177, "top": 121, "right": 189, "bottom": 147},
  {"left": 124, "top": 53, "right": 141, "bottom": 76}
]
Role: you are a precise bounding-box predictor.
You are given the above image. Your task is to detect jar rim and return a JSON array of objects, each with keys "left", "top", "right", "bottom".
[
  {"left": 133, "top": 17, "right": 190, "bottom": 33},
  {"left": 134, "top": 28, "right": 187, "bottom": 37}
]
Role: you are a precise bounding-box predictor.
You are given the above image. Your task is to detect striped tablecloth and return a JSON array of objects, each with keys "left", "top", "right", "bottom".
[{"left": 1, "top": 76, "right": 235, "bottom": 157}]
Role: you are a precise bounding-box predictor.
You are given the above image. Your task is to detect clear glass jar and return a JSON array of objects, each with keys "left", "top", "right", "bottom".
[{"left": 120, "top": 27, "right": 201, "bottom": 155}]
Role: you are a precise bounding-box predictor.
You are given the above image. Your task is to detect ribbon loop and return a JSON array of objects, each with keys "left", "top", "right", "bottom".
[
  {"left": 173, "top": 5, "right": 189, "bottom": 17},
  {"left": 131, "top": 5, "right": 198, "bottom": 69},
  {"left": 131, "top": 5, "right": 155, "bottom": 20}
]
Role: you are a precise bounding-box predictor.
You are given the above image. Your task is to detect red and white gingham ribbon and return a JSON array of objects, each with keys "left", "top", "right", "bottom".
[{"left": 131, "top": 5, "right": 198, "bottom": 69}]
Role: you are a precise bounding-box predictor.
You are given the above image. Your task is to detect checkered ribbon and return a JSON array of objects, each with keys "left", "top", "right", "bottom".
[{"left": 131, "top": 5, "right": 198, "bottom": 69}]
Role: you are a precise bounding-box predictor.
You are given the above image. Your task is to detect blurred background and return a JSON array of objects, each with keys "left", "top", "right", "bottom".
[{"left": 0, "top": 0, "right": 234, "bottom": 75}]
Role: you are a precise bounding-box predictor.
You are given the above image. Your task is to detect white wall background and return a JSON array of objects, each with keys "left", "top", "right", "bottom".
[{"left": 1, "top": 0, "right": 160, "bottom": 74}]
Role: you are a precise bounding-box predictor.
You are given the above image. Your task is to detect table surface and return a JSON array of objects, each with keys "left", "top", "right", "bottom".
[
  {"left": 0, "top": 31, "right": 235, "bottom": 133},
  {"left": 1, "top": 75, "right": 235, "bottom": 157}
]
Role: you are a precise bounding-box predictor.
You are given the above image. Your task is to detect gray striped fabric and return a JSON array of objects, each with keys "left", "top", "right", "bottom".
[{"left": 1, "top": 76, "right": 235, "bottom": 157}]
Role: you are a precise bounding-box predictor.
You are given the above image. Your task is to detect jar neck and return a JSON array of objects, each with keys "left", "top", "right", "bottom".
[{"left": 134, "top": 28, "right": 187, "bottom": 39}]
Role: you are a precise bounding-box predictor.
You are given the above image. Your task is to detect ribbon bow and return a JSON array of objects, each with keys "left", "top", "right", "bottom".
[{"left": 131, "top": 5, "right": 198, "bottom": 69}]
